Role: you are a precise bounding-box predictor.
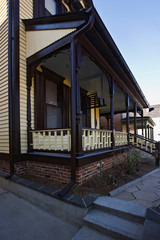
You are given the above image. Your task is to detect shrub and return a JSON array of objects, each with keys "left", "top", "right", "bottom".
[{"left": 123, "top": 151, "right": 141, "bottom": 174}]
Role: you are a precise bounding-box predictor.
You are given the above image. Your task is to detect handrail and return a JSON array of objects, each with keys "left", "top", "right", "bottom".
[
  {"left": 129, "top": 133, "right": 157, "bottom": 144},
  {"left": 129, "top": 133, "right": 156, "bottom": 155},
  {"left": 82, "top": 127, "right": 112, "bottom": 132}
]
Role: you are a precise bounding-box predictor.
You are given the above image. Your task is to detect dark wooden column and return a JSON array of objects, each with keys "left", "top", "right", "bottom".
[
  {"left": 27, "top": 67, "right": 33, "bottom": 153},
  {"left": 148, "top": 125, "right": 150, "bottom": 139},
  {"left": 109, "top": 78, "right": 115, "bottom": 148},
  {"left": 70, "top": 40, "right": 82, "bottom": 181},
  {"left": 134, "top": 103, "right": 137, "bottom": 135},
  {"left": 134, "top": 103, "right": 137, "bottom": 143},
  {"left": 125, "top": 94, "right": 130, "bottom": 144},
  {"left": 145, "top": 123, "right": 147, "bottom": 138},
  {"left": 155, "top": 142, "right": 160, "bottom": 166},
  {"left": 75, "top": 41, "right": 83, "bottom": 156},
  {"left": 141, "top": 109, "right": 144, "bottom": 136}
]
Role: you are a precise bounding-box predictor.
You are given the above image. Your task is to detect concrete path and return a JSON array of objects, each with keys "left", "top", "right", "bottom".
[
  {"left": 114, "top": 168, "right": 160, "bottom": 208},
  {"left": 0, "top": 188, "right": 79, "bottom": 240}
]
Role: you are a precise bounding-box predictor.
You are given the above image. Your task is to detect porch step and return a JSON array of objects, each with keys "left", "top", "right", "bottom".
[
  {"left": 72, "top": 196, "right": 147, "bottom": 240},
  {"left": 94, "top": 196, "right": 147, "bottom": 223},
  {"left": 72, "top": 226, "right": 114, "bottom": 240},
  {"left": 84, "top": 209, "right": 144, "bottom": 240}
]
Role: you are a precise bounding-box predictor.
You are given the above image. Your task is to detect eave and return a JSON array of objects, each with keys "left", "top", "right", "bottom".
[
  {"left": 23, "top": 11, "right": 88, "bottom": 31},
  {"left": 91, "top": 8, "right": 149, "bottom": 109},
  {"left": 23, "top": 7, "right": 149, "bottom": 110}
]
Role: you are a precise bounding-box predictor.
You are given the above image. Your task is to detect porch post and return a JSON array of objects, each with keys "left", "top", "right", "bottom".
[
  {"left": 125, "top": 94, "right": 130, "bottom": 144},
  {"left": 145, "top": 123, "right": 147, "bottom": 138},
  {"left": 134, "top": 103, "right": 137, "bottom": 143},
  {"left": 141, "top": 109, "right": 144, "bottom": 136},
  {"left": 70, "top": 40, "right": 82, "bottom": 181},
  {"left": 148, "top": 125, "right": 150, "bottom": 139},
  {"left": 27, "top": 67, "right": 32, "bottom": 152},
  {"left": 109, "top": 78, "right": 115, "bottom": 148}
]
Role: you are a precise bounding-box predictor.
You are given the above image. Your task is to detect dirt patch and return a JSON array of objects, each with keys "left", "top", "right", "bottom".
[{"left": 18, "top": 158, "right": 157, "bottom": 198}]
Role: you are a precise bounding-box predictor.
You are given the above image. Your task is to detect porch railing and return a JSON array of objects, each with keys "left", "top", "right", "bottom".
[
  {"left": 129, "top": 133, "right": 156, "bottom": 154},
  {"left": 30, "top": 128, "right": 129, "bottom": 152},
  {"left": 30, "top": 129, "right": 71, "bottom": 151},
  {"left": 115, "top": 131, "right": 128, "bottom": 146},
  {"left": 82, "top": 128, "right": 112, "bottom": 151}
]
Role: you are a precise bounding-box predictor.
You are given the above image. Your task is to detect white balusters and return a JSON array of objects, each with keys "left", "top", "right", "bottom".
[
  {"left": 82, "top": 129, "right": 112, "bottom": 151},
  {"left": 115, "top": 131, "right": 128, "bottom": 146},
  {"left": 31, "top": 129, "right": 71, "bottom": 152}
]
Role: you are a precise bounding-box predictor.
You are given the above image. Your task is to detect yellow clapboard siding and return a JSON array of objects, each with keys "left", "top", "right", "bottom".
[{"left": 19, "top": 0, "right": 33, "bottom": 153}]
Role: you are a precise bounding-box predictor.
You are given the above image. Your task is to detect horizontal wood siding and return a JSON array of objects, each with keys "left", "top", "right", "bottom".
[
  {"left": 19, "top": 0, "right": 34, "bottom": 153},
  {"left": 0, "top": 0, "right": 9, "bottom": 153}
]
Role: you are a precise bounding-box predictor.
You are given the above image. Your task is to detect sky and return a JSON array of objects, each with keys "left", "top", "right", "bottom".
[{"left": 93, "top": 0, "right": 160, "bottom": 106}]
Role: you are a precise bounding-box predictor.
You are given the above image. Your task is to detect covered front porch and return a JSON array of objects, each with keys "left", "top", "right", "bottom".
[{"left": 24, "top": 8, "right": 149, "bottom": 182}]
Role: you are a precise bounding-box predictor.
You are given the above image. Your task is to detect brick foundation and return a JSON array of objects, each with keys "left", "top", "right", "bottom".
[
  {"left": 0, "top": 160, "right": 27, "bottom": 175},
  {"left": 76, "top": 152, "right": 125, "bottom": 184},
  {"left": 0, "top": 151, "right": 126, "bottom": 185},
  {"left": 27, "top": 161, "right": 71, "bottom": 183}
]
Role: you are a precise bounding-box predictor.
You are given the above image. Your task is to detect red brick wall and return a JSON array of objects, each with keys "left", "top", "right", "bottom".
[
  {"left": 0, "top": 160, "right": 10, "bottom": 173},
  {"left": 76, "top": 152, "right": 125, "bottom": 184},
  {"left": 0, "top": 151, "right": 126, "bottom": 185},
  {"left": 0, "top": 160, "right": 27, "bottom": 175},
  {"left": 27, "top": 161, "right": 71, "bottom": 184}
]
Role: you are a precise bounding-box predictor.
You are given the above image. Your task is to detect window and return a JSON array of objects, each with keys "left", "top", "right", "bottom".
[
  {"left": 45, "top": 0, "right": 57, "bottom": 15},
  {"left": 33, "top": 0, "right": 67, "bottom": 18},
  {"left": 35, "top": 67, "right": 70, "bottom": 130},
  {"left": 45, "top": 80, "right": 62, "bottom": 129}
]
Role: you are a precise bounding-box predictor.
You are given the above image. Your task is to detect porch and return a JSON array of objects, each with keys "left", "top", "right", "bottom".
[{"left": 24, "top": 8, "right": 150, "bottom": 183}]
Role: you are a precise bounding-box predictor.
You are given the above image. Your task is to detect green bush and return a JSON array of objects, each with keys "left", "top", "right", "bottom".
[{"left": 123, "top": 151, "right": 141, "bottom": 174}]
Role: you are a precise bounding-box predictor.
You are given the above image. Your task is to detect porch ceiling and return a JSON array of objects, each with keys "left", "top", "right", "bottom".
[{"left": 41, "top": 53, "right": 134, "bottom": 114}]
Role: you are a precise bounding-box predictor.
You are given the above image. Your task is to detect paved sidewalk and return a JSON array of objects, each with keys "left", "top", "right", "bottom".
[
  {"left": 114, "top": 168, "right": 160, "bottom": 208},
  {"left": 0, "top": 188, "right": 79, "bottom": 240}
]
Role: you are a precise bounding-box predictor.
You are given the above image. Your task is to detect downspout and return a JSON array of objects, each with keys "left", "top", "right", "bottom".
[
  {"left": 7, "top": 0, "right": 14, "bottom": 179},
  {"left": 58, "top": 7, "right": 94, "bottom": 197},
  {"left": 6, "top": 0, "right": 20, "bottom": 179},
  {"left": 70, "top": 7, "right": 95, "bottom": 181}
]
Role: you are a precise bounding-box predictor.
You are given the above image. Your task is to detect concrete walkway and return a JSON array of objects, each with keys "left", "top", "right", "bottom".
[
  {"left": 113, "top": 168, "right": 160, "bottom": 208},
  {"left": 0, "top": 188, "right": 79, "bottom": 240}
]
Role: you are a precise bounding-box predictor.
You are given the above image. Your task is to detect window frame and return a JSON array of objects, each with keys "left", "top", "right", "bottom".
[{"left": 33, "top": 0, "right": 67, "bottom": 18}]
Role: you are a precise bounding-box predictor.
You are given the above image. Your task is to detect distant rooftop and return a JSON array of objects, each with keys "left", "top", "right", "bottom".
[{"left": 144, "top": 104, "right": 160, "bottom": 118}]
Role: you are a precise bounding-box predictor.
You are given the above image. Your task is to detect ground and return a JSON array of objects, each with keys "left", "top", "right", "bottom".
[{"left": 19, "top": 155, "right": 157, "bottom": 198}]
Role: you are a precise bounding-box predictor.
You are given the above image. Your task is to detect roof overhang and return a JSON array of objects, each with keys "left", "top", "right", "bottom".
[{"left": 23, "top": 7, "right": 149, "bottom": 110}]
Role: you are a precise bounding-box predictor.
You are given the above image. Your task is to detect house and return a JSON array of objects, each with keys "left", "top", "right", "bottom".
[
  {"left": 121, "top": 114, "right": 155, "bottom": 140},
  {"left": 143, "top": 104, "right": 160, "bottom": 141},
  {"left": 0, "top": 0, "right": 152, "bottom": 185}
]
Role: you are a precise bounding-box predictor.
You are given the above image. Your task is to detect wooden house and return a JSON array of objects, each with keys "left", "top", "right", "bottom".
[{"left": 0, "top": 0, "right": 151, "bottom": 185}]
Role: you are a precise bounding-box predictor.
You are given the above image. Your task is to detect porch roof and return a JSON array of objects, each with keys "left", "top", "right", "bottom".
[{"left": 23, "top": 7, "right": 149, "bottom": 110}]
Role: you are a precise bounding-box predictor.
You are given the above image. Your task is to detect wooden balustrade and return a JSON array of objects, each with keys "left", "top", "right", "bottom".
[
  {"left": 130, "top": 134, "right": 156, "bottom": 154},
  {"left": 82, "top": 129, "right": 112, "bottom": 151},
  {"left": 30, "top": 128, "right": 132, "bottom": 152},
  {"left": 31, "top": 129, "right": 71, "bottom": 151},
  {"left": 115, "top": 131, "right": 128, "bottom": 146}
]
